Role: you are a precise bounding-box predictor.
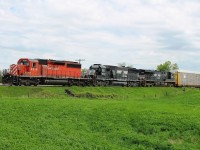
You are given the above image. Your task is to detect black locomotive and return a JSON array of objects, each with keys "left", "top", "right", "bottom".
[{"left": 88, "top": 64, "right": 175, "bottom": 87}]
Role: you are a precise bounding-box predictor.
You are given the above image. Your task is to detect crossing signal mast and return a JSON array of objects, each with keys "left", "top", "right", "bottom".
[{"left": 76, "top": 59, "right": 85, "bottom": 64}]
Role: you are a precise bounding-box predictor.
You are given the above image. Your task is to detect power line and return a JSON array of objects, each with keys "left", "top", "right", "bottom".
[{"left": 76, "top": 59, "right": 85, "bottom": 64}]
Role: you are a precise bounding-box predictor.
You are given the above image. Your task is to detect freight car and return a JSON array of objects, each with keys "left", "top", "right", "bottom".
[{"left": 176, "top": 72, "right": 200, "bottom": 87}]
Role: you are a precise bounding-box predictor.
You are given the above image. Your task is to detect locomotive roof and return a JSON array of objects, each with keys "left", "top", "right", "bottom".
[
  {"left": 105, "top": 65, "right": 129, "bottom": 70},
  {"left": 19, "top": 58, "right": 80, "bottom": 65},
  {"left": 90, "top": 64, "right": 106, "bottom": 69},
  {"left": 139, "top": 69, "right": 156, "bottom": 73},
  {"left": 18, "top": 58, "right": 38, "bottom": 63},
  {"left": 49, "top": 60, "right": 79, "bottom": 64},
  {"left": 29, "top": 59, "right": 39, "bottom": 62},
  {"left": 35, "top": 59, "right": 79, "bottom": 64}
]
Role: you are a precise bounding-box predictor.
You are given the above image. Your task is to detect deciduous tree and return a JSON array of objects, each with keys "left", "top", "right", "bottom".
[{"left": 157, "top": 61, "right": 179, "bottom": 72}]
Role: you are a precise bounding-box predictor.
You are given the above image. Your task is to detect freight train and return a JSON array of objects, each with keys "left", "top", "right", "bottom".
[{"left": 2, "top": 58, "right": 200, "bottom": 87}]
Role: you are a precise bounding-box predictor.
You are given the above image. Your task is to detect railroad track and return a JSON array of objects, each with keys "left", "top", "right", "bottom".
[{"left": 0, "top": 84, "right": 67, "bottom": 87}]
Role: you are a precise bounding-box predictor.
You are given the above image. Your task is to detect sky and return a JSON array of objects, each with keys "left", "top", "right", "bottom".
[{"left": 0, "top": 0, "right": 200, "bottom": 72}]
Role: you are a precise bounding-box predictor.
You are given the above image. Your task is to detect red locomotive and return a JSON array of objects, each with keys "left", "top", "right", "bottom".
[{"left": 3, "top": 58, "right": 82, "bottom": 86}]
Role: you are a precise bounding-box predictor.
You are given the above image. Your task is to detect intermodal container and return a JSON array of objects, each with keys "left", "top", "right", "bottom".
[{"left": 177, "top": 72, "right": 200, "bottom": 87}]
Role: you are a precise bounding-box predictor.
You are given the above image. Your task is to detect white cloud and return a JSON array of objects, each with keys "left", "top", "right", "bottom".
[{"left": 0, "top": 0, "right": 200, "bottom": 72}]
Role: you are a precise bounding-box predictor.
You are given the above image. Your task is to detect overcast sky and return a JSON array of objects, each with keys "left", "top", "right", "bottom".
[{"left": 1, "top": 0, "right": 200, "bottom": 72}]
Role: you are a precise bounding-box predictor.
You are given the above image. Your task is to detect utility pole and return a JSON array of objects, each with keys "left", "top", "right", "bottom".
[{"left": 76, "top": 59, "right": 85, "bottom": 64}]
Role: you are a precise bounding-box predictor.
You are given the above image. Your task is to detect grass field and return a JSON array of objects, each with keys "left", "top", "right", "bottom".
[{"left": 0, "top": 86, "right": 200, "bottom": 150}]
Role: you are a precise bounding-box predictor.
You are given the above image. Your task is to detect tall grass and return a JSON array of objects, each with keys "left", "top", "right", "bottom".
[{"left": 0, "top": 86, "right": 200, "bottom": 149}]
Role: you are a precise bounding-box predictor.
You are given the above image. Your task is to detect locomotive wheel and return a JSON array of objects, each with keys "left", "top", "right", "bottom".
[
  {"left": 17, "top": 81, "right": 22, "bottom": 86},
  {"left": 77, "top": 81, "right": 81, "bottom": 86},
  {"left": 68, "top": 80, "right": 73, "bottom": 87},
  {"left": 33, "top": 79, "right": 39, "bottom": 86},
  {"left": 34, "top": 83, "right": 38, "bottom": 86},
  {"left": 81, "top": 82, "right": 85, "bottom": 87},
  {"left": 87, "top": 81, "right": 91, "bottom": 86},
  {"left": 97, "top": 81, "right": 102, "bottom": 86},
  {"left": 105, "top": 81, "right": 109, "bottom": 86},
  {"left": 127, "top": 82, "right": 132, "bottom": 87},
  {"left": 92, "top": 80, "right": 97, "bottom": 86},
  {"left": 25, "top": 81, "right": 30, "bottom": 86}
]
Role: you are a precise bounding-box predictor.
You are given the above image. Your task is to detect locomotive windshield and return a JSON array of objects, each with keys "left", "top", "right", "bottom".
[{"left": 18, "top": 60, "right": 29, "bottom": 66}]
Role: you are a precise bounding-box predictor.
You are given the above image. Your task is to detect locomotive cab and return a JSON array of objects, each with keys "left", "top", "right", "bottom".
[
  {"left": 89, "top": 64, "right": 106, "bottom": 79},
  {"left": 17, "top": 58, "right": 40, "bottom": 76},
  {"left": 167, "top": 72, "right": 174, "bottom": 79},
  {"left": 17, "top": 59, "right": 30, "bottom": 76},
  {"left": 105, "top": 65, "right": 128, "bottom": 80}
]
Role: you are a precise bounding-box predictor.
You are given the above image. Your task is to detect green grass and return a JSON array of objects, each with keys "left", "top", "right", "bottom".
[{"left": 0, "top": 86, "right": 200, "bottom": 149}]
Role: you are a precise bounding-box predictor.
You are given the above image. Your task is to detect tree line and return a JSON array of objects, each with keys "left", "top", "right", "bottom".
[{"left": 118, "top": 61, "right": 179, "bottom": 72}]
